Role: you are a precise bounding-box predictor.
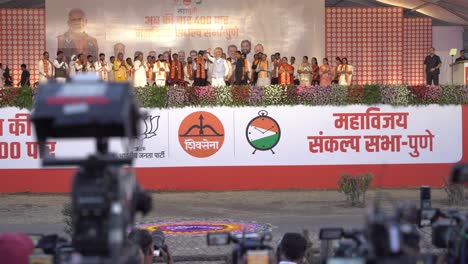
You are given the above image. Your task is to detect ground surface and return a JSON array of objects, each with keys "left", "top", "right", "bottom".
[{"left": 0, "top": 189, "right": 464, "bottom": 262}]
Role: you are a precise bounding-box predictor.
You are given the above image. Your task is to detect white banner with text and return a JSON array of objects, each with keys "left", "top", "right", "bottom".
[{"left": 0, "top": 105, "right": 462, "bottom": 169}]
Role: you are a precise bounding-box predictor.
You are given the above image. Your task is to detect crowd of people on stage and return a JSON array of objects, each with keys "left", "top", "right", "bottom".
[
  {"left": 31, "top": 48, "right": 356, "bottom": 88},
  {"left": 0, "top": 48, "right": 356, "bottom": 88},
  {"left": 1, "top": 45, "right": 467, "bottom": 89}
]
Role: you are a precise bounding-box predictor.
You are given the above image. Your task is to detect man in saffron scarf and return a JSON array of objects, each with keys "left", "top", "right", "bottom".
[
  {"left": 192, "top": 50, "right": 208, "bottom": 86},
  {"left": 184, "top": 56, "right": 194, "bottom": 86},
  {"left": 95, "top": 53, "right": 110, "bottom": 81},
  {"left": 113, "top": 52, "right": 127, "bottom": 82},
  {"left": 279, "top": 57, "right": 293, "bottom": 85},
  {"left": 170, "top": 53, "right": 184, "bottom": 85},
  {"left": 38, "top": 51, "right": 53, "bottom": 84},
  {"left": 206, "top": 47, "right": 230, "bottom": 87},
  {"left": 146, "top": 55, "right": 155, "bottom": 86},
  {"left": 256, "top": 53, "right": 270, "bottom": 87},
  {"left": 154, "top": 54, "right": 170, "bottom": 87}
]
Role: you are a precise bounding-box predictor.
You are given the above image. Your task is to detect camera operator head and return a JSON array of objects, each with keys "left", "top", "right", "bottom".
[
  {"left": 0, "top": 233, "right": 34, "bottom": 264},
  {"left": 119, "top": 241, "right": 144, "bottom": 264},
  {"left": 277, "top": 233, "right": 307, "bottom": 264},
  {"left": 128, "top": 229, "right": 153, "bottom": 264}
]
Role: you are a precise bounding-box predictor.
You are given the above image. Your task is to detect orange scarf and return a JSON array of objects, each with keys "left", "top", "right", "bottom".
[
  {"left": 195, "top": 58, "right": 206, "bottom": 79},
  {"left": 43, "top": 59, "right": 49, "bottom": 74},
  {"left": 156, "top": 61, "right": 168, "bottom": 78},
  {"left": 244, "top": 59, "right": 249, "bottom": 74},
  {"left": 186, "top": 63, "right": 193, "bottom": 80},
  {"left": 279, "top": 63, "right": 292, "bottom": 85},
  {"left": 170, "top": 60, "right": 183, "bottom": 80},
  {"left": 146, "top": 62, "right": 154, "bottom": 80},
  {"left": 259, "top": 61, "right": 269, "bottom": 78}
]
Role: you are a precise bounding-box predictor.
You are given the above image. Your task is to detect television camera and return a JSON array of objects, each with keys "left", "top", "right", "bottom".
[
  {"left": 30, "top": 75, "right": 152, "bottom": 264},
  {"left": 207, "top": 232, "right": 274, "bottom": 264}
]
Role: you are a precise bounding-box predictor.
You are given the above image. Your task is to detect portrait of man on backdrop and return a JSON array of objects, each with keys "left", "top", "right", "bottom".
[{"left": 57, "top": 8, "right": 98, "bottom": 62}]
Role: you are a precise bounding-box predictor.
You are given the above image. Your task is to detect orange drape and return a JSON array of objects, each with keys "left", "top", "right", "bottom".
[
  {"left": 279, "top": 63, "right": 292, "bottom": 85},
  {"left": 195, "top": 58, "right": 206, "bottom": 79},
  {"left": 170, "top": 61, "right": 183, "bottom": 80},
  {"left": 186, "top": 63, "right": 193, "bottom": 80},
  {"left": 43, "top": 59, "right": 49, "bottom": 74}
]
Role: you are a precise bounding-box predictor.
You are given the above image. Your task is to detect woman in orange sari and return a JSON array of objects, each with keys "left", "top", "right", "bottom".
[
  {"left": 311, "top": 57, "right": 320, "bottom": 86},
  {"left": 319, "top": 58, "right": 332, "bottom": 86}
]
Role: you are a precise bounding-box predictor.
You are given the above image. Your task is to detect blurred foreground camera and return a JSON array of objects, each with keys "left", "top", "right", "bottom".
[{"left": 31, "top": 75, "right": 152, "bottom": 264}]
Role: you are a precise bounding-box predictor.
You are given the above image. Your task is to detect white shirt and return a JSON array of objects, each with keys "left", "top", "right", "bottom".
[
  {"left": 86, "top": 62, "right": 96, "bottom": 72},
  {"left": 53, "top": 59, "right": 69, "bottom": 70},
  {"left": 153, "top": 61, "right": 170, "bottom": 79},
  {"left": 94, "top": 60, "right": 111, "bottom": 73},
  {"left": 206, "top": 53, "right": 230, "bottom": 78}
]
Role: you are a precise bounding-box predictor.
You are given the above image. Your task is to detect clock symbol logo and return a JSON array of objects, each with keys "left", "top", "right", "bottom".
[{"left": 246, "top": 110, "right": 281, "bottom": 154}]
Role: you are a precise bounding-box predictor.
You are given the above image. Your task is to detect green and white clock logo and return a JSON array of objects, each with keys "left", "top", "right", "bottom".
[{"left": 246, "top": 110, "right": 281, "bottom": 154}]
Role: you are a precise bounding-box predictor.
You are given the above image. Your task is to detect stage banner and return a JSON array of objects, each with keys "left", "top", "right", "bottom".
[
  {"left": 45, "top": 0, "right": 325, "bottom": 63},
  {"left": 0, "top": 105, "right": 462, "bottom": 169}
]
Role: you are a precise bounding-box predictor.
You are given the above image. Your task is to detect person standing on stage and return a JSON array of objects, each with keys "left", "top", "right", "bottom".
[
  {"left": 69, "top": 55, "right": 78, "bottom": 78},
  {"left": 0, "top": 63, "right": 4, "bottom": 88},
  {"left": 75, "top": 53, "right": 84, "bottom": 74},
  {"left": 333, "top": 57, "right": 342, "bottom": 84},
  {"left": 133, "top": 52, "right": 147, "bottom": 87},
  {"left": 126, "top": 57, "right": 134, "bottom": 82},
  {"left": 222, "top": 53, "right": 233, "bottom": 85},
  {"left": 455, "top": 49, "right": 466, "bottom": 62},
  {"left": 338, "top": 57, "right": 353, "bottom": 86},
  {"left": 241, "top": 53, "right": 250, "bottom": 84},
  {"left": 206, "top": 47, "right": 230, "bottom": 87},
  {"left": 113, "top": 52, "right": 127, "bottom": 82},
  {"left": 53, "top": 51, "right": 69, "bottom": 83},
  {"left": 251, "top": 53, "right": 260, "bottom": 85},
  {"left": 256, "top": 53, "right": 270, "bottom": 87},
  {"left": 193, "top": 51, "right": 208, "bottom": 86},
  {"left": 19, "top": 64, "right": 30, "bottom": 87},
  {"left": 279, "top": 57, "right": 293, "bottom": 85},
  {"left": 311, "top": 57, "right": 320, "bottom": 86},
  {"left": 319, "top": 58, "right": 332, "bottom": 86},
  {"left": 154, "top": 54, "right": 169, "bottom": 86},
  {"left": 108, "top": 56, "right": 115, "bottom": 81},
  {"left": 146, "top": 55, "right": 155, "bottom": 86},
  {"left": 234, "top": 51, "right": 246, "bottom": 85},
  {"left": 184, "top": 56, "right": 194, "bottom": 86},
  {"left": 178, "top": 50, "right": 186, "bottom": 66},
  {"left": 38, "top": 51, "right": 53, "bottom": 84},
  {"left": 170, "top": 53, "right": 184, "bottom": 84},
  {"left": 95, "top": 53, "right": 110, "bottom": 81},
  {"left": 424, "top": 47, "right": 442, "bottom": 85},
  {"left": 297, "top": 56, "right": 311, "bottom": 86},
  {"left": 290, "top": 56, "right": 296, "bottom": 84},
  {"left": 86, "top": 55, "right": 96, "bottom": 73}
]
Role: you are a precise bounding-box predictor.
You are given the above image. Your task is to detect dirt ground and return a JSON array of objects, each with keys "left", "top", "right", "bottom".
[
  {"left": 0, "top": 189, "right": 461, "bottom": 234},
  {"left": 0, "top": 189, "right": 465, "bottom": 260}
]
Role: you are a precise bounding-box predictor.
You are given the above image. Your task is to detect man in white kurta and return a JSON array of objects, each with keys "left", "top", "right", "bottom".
[
  {"left": 133, "top": 54, "right": 148, "bottom": 87},
  {"left": 153, "top": 57, "right": 169, "bottom": 87},
  {"left": 94, "top": 53, "right": 111, "bottom": 81},
  {"left": 206, "top": 47, "right": 229, "bottom": 87},
  {"left": 86, "top": 55, "right": 96, "bottom": 73},
  {"left": 38, "top": 52, "right": 53, "bottom": 84}
]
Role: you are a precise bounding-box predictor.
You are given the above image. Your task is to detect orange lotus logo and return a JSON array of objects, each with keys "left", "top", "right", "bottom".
[{"left": 178, "top": 111, "right": 224, "bottom": 158}]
